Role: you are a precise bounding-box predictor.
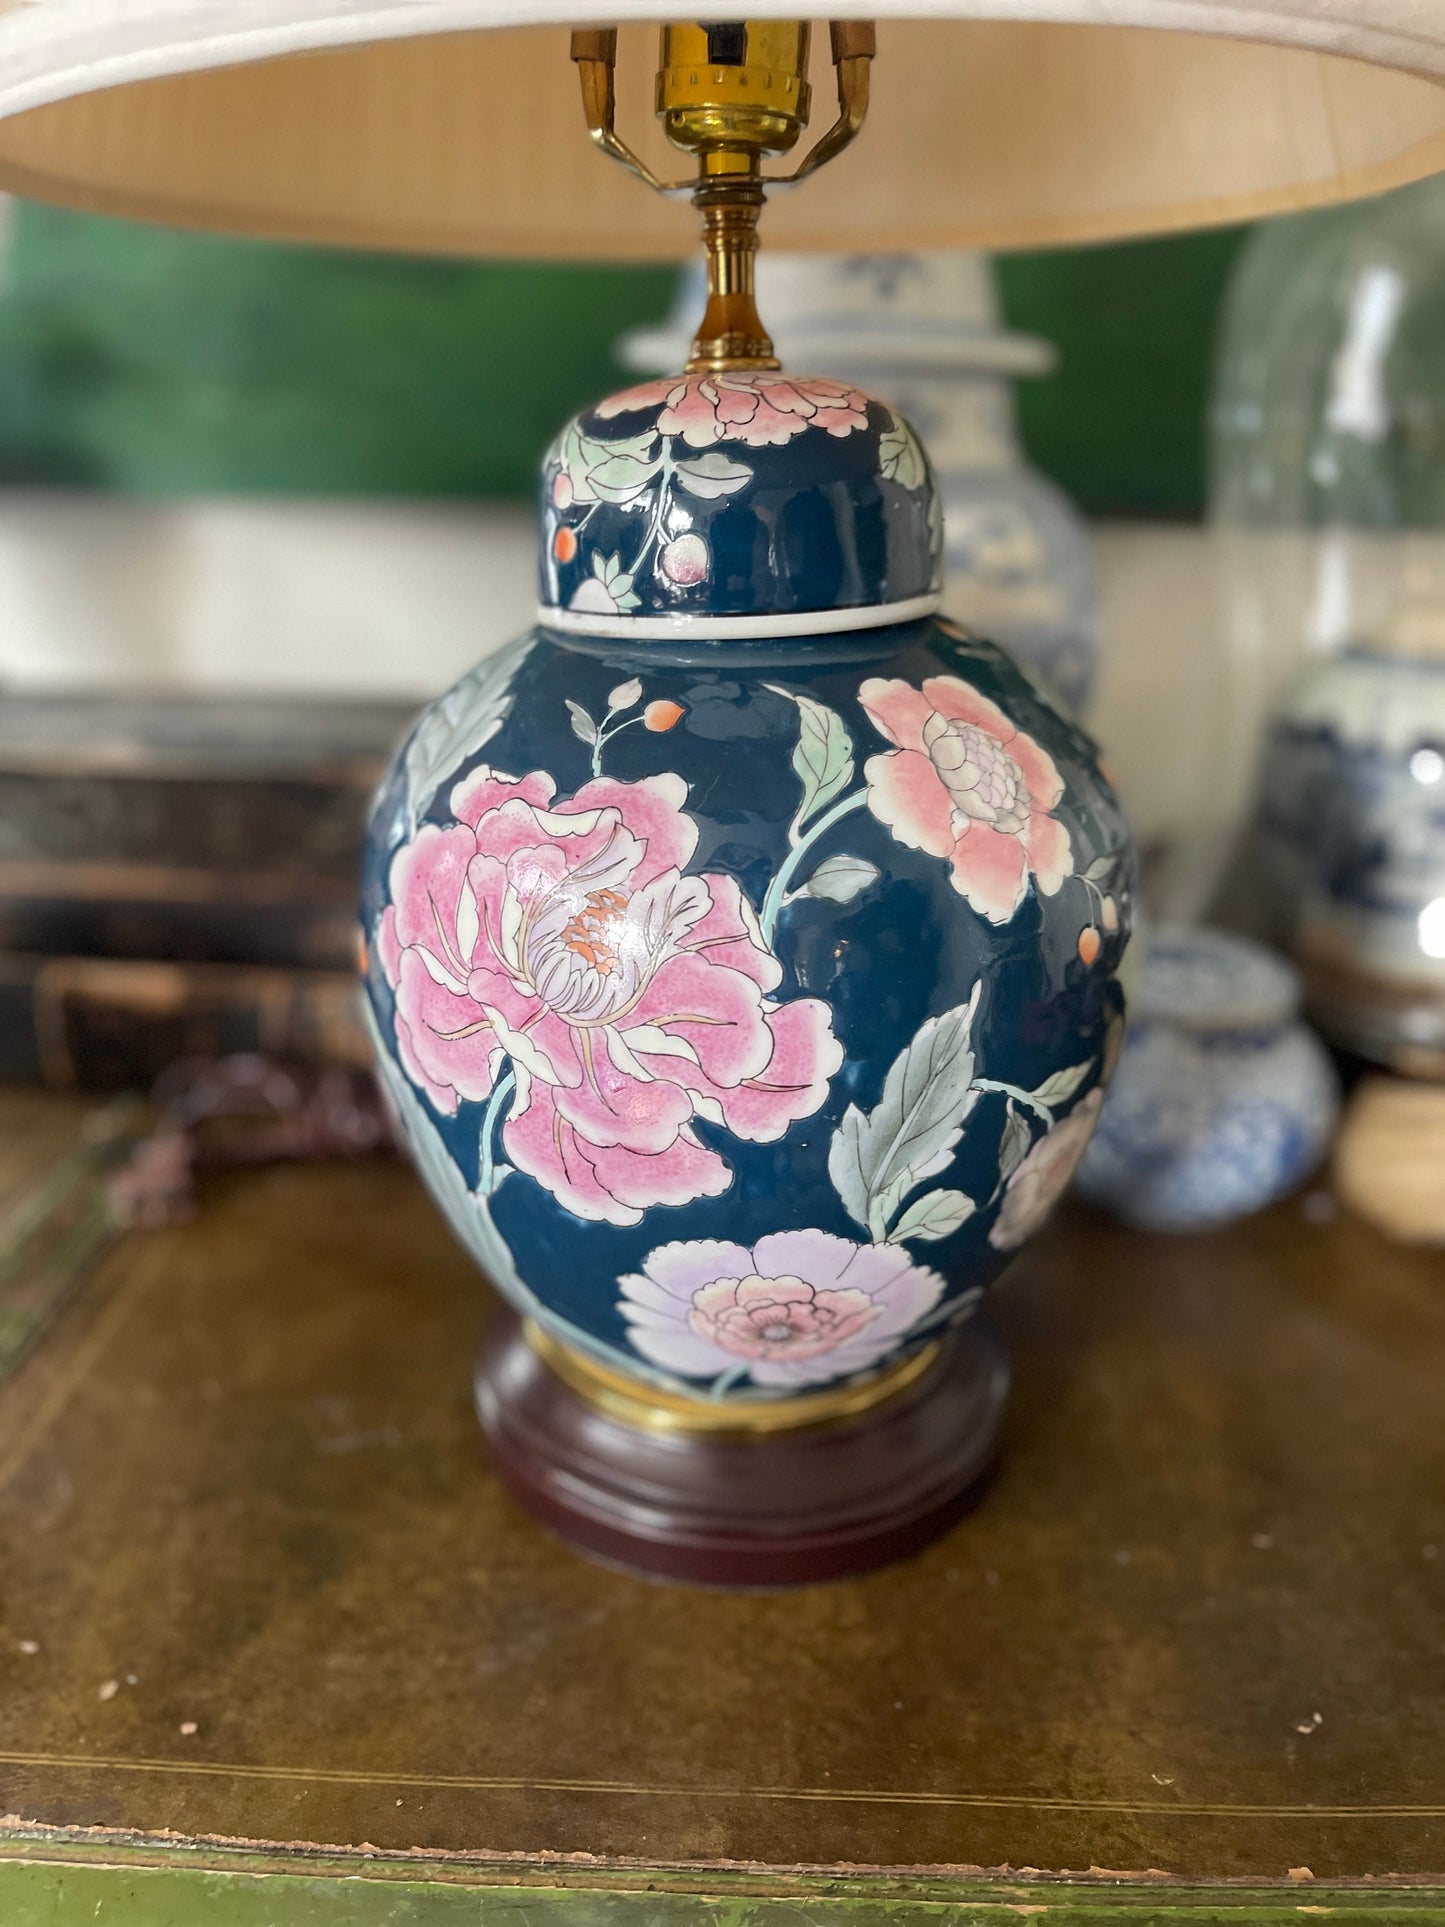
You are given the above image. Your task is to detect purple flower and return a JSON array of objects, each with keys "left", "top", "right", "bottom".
[{"left": 618, "top": 1229, "right": 946, "bottom": 1388}]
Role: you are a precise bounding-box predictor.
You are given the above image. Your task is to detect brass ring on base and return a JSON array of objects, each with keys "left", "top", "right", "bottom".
[
  {"left": 523, "top": 1317, "right": 944, "bottom": 1434},
  {"left": 475, "top": 1304, "right": 1009, "bottom": 1588}
]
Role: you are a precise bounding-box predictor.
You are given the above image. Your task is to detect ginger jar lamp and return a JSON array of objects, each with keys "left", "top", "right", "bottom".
[
  {"left": 4, "top": 9, "right": 1445, "bottom": 1585},
  {"left": 622, "top": 251, "right": 1102, "bottom": 717}
]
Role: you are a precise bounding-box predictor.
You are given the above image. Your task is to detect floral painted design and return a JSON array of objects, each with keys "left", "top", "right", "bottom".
[
  {"left": 374, "top": 655, "right": 1121, "bottom": 1396},
  {"left": 565, "top": 678, "right": 685, "bottom": 778},
  {"left": 618, "top": 1229, "right": 945, "bottom": 1389},
  {"left": 1067, "top": 840, "right": 1132, "bottom": 969},
  {"left": 595, "top": 372, "right": 871, "bottom": 451},
  {"left": 859, "top": 674, "right": 1074, "bottom": 924},
  {"left": 544, "top": 373, "right": 883, "bottom": 615},
  {"left": 825, "top": 972, "right": 1100, "bottom": 1260},
  {"left": 377, "top": 763, "right": 842, "bottom": 1227},
  {"left": 567, "top": 552, "right": 640, "bottom": 618},
  {"left": 988, "top": 1087, "right": 1104, "bottom": 1251}
]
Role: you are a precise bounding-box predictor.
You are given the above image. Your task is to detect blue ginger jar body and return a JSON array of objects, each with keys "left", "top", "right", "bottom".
[{"left": 362, "top": 371, "right": 1132, "bottom": 1413}]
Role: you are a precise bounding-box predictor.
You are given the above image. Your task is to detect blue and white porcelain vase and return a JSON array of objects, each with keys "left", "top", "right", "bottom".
[
  {"left": 361, "top": 366, "right": 1132, "bottom": 1414},
  {"left": 1075, "top": 928, "right": 1339, "bottom": 1231},
  {"left": 1258, "top": 619, "right": 1445, "bottom": 1074}
]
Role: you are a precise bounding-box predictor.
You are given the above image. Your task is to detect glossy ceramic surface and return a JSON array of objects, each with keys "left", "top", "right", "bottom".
[
  {"left": 540, "top": 372, "right": 939, "bottom": 627},
  {"left": 362, "top": 375, "right": 1131, "bottom": 1408},
  {"left": 1076, "top": 929, "right": 1339, "bottom": 1232}
]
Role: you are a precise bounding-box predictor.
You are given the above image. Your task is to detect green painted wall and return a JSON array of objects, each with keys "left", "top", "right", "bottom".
[{"left": 0, "top": 202, "right": 1248, "bottom": 514}]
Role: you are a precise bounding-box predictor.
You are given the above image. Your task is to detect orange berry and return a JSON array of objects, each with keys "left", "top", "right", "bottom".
[
  {"left": 1100, "top": 894, "right": 1120, "bottom": 933},
  {"left": 553, "top": 526, "right": 577, "bottom": 564},
  {"left": 1077, "top": 925, "right": 1102, "bottom": 966},
  {"left": 644, "top": 699, "right": 685, "bottom": 732}
]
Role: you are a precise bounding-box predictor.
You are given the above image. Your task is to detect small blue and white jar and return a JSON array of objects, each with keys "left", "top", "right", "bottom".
[{"left": 1075, "top": 929, "right": 1339, "bottom": 1231}]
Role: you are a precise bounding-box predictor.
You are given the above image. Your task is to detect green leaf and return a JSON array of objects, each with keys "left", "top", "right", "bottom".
[
  {"left": 797, "top": 852, "right": 879, "bottom": 906},
  {"left": 887, "top": 1189, "right": 978, "bottom": 1244},
  {"left": 560, "top": 426, "right": 661, "bottom": 507},
  {"left": 878, "top": 411, "right": 929, "bottom": 491},
  {"left": 828, "top": 984, "right": 983, "bottom": 1235},
  {"left": 401, "top": 632, "right": 528, "bottom": 836},
  {"left": 556, "top": 424, "right": 598, "bottom": 504},
  {"left": 674, "top": 452, "right": 752, "bottom": 500},
  {"left": 866, "top": 1167, "right": 918, "bottom": 1244},
  {"left": 362, "top": 1003, "right": 533, "bottom": 1312},
  {"left": 765, "top": 685, "right": 855, "bottom": 827},
  {"left": 587, "top": 452, "right": 662, "bottom": 504},
  {"left": 589, "top": 427, "right": 660, "bottom": 464},
  {"left": 607, "top": 677, "right": 642, "bottom": 712},
  {"left": 565, "top": 699, "right": 598, "bottom": 746},
  {"left": 998, "top": 1101, "right": 1033, "bottom": 1184},
  {"left": 1085, "top": 855, "right": 1117, "bottom": 885},
  {"left": 1030, "top": 1059, "right": 1093, "bottom": 1109}
]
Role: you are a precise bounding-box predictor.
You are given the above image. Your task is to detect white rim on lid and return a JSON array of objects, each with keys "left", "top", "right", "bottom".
[{"left": 538, "top": 591, "right": 943, "bottom": 642}]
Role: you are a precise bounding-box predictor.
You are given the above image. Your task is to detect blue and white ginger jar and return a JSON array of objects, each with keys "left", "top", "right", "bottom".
[{"left": 1258, "top": 636, "right": 1445, "bottom": 1072}]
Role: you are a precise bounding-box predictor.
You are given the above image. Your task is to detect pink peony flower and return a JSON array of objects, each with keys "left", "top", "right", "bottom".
[
  {"left": 860, "top": 673, "right": 1074, "bottom": 925},
  {"left": 378, "top": 766, "right": 842, "bottom": 1227},
  {"left": 989, "top": 1088, "right": 1103, "bottom": 1251},
  {"left": 596, "top": 372, "right": 871, "bottom": 450},
  {"left": 618, "top": 1229, "right": 946, "bottom": 1388}
]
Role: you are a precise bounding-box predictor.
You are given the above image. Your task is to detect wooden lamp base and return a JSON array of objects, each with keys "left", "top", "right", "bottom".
[{"left": 474, "top": 1307, "right": 1009, "bottom": 1588}]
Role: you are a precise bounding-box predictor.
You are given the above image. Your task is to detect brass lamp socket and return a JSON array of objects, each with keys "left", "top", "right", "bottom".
[
  {"left": 656, "top": 21, "right": 812, "bottom": 161},
  {"left": 571, "top": 18, "right": 876, "bottom": 373}
]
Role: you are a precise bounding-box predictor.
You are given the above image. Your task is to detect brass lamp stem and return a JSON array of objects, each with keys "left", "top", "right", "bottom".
[
  {"left": 571, "top": 21, "right": 875, "bottom": 374},
  {"left": 688, "top": 184, "right": 777, "bottom": 373}
]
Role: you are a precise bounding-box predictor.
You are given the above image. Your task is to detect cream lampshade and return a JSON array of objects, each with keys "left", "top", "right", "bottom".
[{"left": 0, "top": 4, "right": 1440, "bottom": 259}]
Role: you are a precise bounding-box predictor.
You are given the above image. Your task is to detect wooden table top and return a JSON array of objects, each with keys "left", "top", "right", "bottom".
[{"left": 0, "top": 1087, "right": 1441, "bottom": 1915}]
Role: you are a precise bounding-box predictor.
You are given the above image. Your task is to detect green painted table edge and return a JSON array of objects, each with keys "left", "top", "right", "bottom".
[{"left": 2, "top": 1834, "right": 1444, "bottom": 1923}]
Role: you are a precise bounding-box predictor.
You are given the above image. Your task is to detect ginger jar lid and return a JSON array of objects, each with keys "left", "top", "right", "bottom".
[
  {"left": 537, "top": 370, "right": 941, "bottom": 640},
  {"left": 1136, "top": 928, "right": 1301, "bottom": 1035}
]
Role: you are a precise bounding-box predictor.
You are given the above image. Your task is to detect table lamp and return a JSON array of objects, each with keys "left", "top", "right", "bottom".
[{"left": 3, "top": 3, "right": 1444, "bottom": 1588}]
